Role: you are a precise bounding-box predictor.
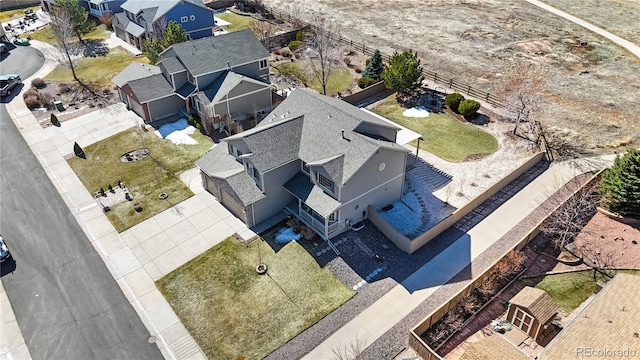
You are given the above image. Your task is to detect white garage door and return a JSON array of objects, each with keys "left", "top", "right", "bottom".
[
  {"left": 220, "top": 189, "right": 246, "bottom": 223},
  {"left": 128, "top": 96, "right": 145, "bottom": 120}
]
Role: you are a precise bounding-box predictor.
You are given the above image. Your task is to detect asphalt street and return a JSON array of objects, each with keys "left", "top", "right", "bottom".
[{"left": 0, "top": 45, "right": 162, "bottom": 359}]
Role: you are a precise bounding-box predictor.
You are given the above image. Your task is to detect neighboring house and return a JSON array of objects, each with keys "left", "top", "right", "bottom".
[
  {"left": 538, "top": 273, "right": 640, "bottom": 360},
  {"left": 85, "top": 0, "right": 126, "bottom": 17},
  {"left": 112, "top": 0, "right": 217, "bottom": 50},
  {"left": 113, "top": 30, "right": 272, "bottom": 124},
  {"left": 506, "top": 287, "right": 559, "bottom": 340},
  {"left": 196, "top": 89, "right": 410, "bottom": 240}
]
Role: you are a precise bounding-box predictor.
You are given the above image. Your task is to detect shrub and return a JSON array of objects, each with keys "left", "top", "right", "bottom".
[
  {"left": 31, "top": 78, "right": 46, "bottom": 89},
  {"left": 343, "top": 56, "right": 352, "bottom": 66},
  {"left": 358, "top": 76, "right": 376, "bottom": 89},
  {"left": 187, "top": 115, "right": 197, "bottom": 127},
  {"left": 354, "top": 65, "right": 363, "bottom": 73},
  {"left": 98, "top": 13, "right": 112, "bottom": 29},
  {"left": 444, "top": 93, "right": 465, "bottom": 112},
  {"left": 288, "top": 40, "right": 302, "bottom": 52},
  {"left": 58, "top": 83, "right": 73, "bottom": 94},
  {"left": 458, "top": 99, "right": 481, "bottom": 117},
  {"left": 196, "top": 122, "right": 204, "bottom": 134},
  {"left": 38, "top": 92, "right": 53, "bottom": 108},
  {"left": 295, "top": 30, "right": 304, "bottom": 42},
  {"left": 23, "top": 95, "right": 42, "bottom": 109}
]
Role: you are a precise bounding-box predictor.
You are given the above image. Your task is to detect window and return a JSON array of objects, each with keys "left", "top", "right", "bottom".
[
  {"left": 181, "top": 16, "right": 188, "bottom": 23},
  {"left": 301, "top": 161, "right": 310, "bottom": 174},
  {"left": 317, "top": 173, "right": 334, "bottom": 193},
  {"left": 259, "top": 59, "right": 268, "bottom": 70},
  {"left": 230, "top": 144, "right": 243, "bottom": 159},
  {"left": 328, "top": 212, "right": 338, "bottom": 223},
  {"left": 190, "top": 15, "right": 196, "bottom": 21},
  {"left": 513, "top": 308, "right": 534, "bottom": 334},
  {"left": 249, "top": 164, "right": 260, "bottom": 183},
  {"left": 187, "top": 72, "right": 195, "bottom": 84}
]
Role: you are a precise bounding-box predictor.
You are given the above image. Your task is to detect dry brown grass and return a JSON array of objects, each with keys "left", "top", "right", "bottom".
[{"left": 262, "top": 0, "right": 640, "bottom": 152}]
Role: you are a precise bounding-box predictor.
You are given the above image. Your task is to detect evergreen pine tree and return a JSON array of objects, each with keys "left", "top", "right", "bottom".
[
  {"left": 599, "top": 149, "right": 640, "bottom": 217},
  {"left": 50, "top": 113, "right": 60, "bottom": 126},
  {"left": 362, "top": 49, "right": 384, "bottom": 81}
]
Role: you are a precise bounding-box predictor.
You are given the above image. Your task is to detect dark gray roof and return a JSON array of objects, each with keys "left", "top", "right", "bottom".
[
  {"left": 226, "top": 171, "right": 266, "bottom": 206},
  {"left": 112, "top": 62, "right": 161, "bottom": 87},
  {"left": 113, "top": 12, "right": 145, "bottom": 37},
  {"left": 283, "top": 172, "right": 340, "bottom": 217},
  {"left": 163, "top": 30, "right": 269, "bottom": 77},
  {"left": 121, "top": 0, "right": 210, "bottom": 23},
  {"left": 127, "top": 74, "right": 175, "bottom": 103},
  {"left": 242, "top": 116, "right": 303, "bottom": 173},
  {"left": 195, "top": 71, "right": 272, "bottom": 105},
  {"left": 250, "top": 89, "right": 408, "bottom": 184},
  {"left": 159, "top": 57, "right": 185, "bottom": 74},
  {"left": 196, "top": 142, "right": 244, "bottom": 178},
  {"left": 196, "top": 143, "right": 265, "bottom": 206}
]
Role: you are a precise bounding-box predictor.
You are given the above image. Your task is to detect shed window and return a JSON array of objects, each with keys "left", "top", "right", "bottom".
[{"left": 181, "top": 16, "right": 188, "bottom": 23}]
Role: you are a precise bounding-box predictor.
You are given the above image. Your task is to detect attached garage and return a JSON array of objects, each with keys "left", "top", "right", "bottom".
[{"left": 220, "top": 188, "right": 246, "bottom": 223}]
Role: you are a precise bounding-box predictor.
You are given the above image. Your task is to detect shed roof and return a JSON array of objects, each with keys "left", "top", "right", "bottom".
[{"left": 510, "top": 286, "right": 558, "bottom": 324}]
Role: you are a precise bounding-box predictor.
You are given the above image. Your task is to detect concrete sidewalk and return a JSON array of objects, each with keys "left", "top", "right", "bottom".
[
  {"left": 3, "top": 41, "right": 258, "bottom": 360},
  {"left": 303, "top": 156, "right": 615, "bottom": 359}
]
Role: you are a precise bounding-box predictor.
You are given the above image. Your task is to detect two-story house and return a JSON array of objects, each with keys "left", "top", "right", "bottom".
[
  {"left": 41, "top": 0, "right": 126, "bottom": 17},
  {"left": 196, "top": 89, "right": 410, "bottom": 240},
  {"left": 112, "top": 30, "right": 273, "bottom": 124},
  {"left": 112, "top": 0, "right": 217, "bottom": 50}
]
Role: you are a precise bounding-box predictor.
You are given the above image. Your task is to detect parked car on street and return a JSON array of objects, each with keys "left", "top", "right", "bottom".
[
  {"left": 0, "top": 74, "right": 21, "bottom": 97},
  {"left": 0, "top": 235, "right": 11, "bottom": 263}
]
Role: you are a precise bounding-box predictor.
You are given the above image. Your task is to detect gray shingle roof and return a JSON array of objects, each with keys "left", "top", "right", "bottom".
[
  {"left": 197, "top": 143, "right": 244, "bottom": 178},
  {"left": 196, "top": 144, "right": 265, "bottom": 206},
  {"left": 253, "top": 89, "right": 408, "bottom": 184},
  {"left": 158, "top": 57, "right": 185, "bottom": 74},
  {"left": 163, "top": 30, "right": 269, "bottom": 77},
  {"left": 196, "top": 71, "right": 272, "bottom": 105},
  {"left": 113, "top": 12, "right": 145, "bottom": 37},
  {"left": 226, "top": 171, "right": 266, "bottom": 206},
  {"left": 127, "top": 74, "right": 175, "bottom": 103},
  {"left": 283, "top": 172, "right": 340, "bottom": 217},
  {"left": 112, "top": 62, "right": 161, "bottom": 87},
  {"left": 176, "top": 82, "right": 196, "bottom": 99},
  {"left": 121, "top": 0, "right": 209, "bottom": 23}
]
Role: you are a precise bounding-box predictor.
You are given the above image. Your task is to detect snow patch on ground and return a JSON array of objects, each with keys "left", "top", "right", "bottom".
[
  {"left": 275, "top": 227, "right": 301, "bottom": 243},
  {"left": 154, "top": 118, "right": 198, "bottom": 145},
  {"left": 402, "top": 106, "right": 430, "bottom": 118},
  {"left": 380, "top": 192, "right": 422, "bottom": 235}
]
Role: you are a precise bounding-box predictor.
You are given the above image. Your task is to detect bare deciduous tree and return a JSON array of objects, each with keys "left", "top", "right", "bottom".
[
  {"left": 575, "top": 241, "right": 615, "bottom": 280},
  {"left": 287, "top": 3, "right": 305, "bottom": 27},
  {"left": 50, "top": 7, "right": 83, "bottom": 82},
  {"left": 308, "top": 17, "right": 342, "bottom": 95},
  {"left": 249, "top": 19, "right": 273, "bottom": 49},
  {"left": 540, "top": 179, "right": 600, "bottom": 249},
  {"left": 496, "top": 64, "right": 547, "bottom": 135}
]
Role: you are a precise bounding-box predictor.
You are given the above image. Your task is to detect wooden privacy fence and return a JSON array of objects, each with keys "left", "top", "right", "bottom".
[
  {"left": 408, "top": 169, "right": 604, "bottom": 359},
  {"left": 264, "top": 6, "right": 506, "bottom": 108}
]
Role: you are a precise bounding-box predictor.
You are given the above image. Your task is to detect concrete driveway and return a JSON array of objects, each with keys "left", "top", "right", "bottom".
[{"left": 4, "top": 51, "right": 256, "bottom": 359}]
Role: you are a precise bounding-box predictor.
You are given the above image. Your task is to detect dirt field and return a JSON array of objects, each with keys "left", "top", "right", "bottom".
[{"left": 263, "top": 0, "right": 640, "bottom": 152}]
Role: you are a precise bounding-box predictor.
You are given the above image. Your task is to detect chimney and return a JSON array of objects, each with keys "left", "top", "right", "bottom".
[{"left": 227, "top": 61, "right": 232, "bottom": 70}]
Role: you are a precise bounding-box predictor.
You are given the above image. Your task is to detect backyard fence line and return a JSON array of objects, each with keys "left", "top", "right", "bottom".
[{"left": 264, "top": 6, "right": 506, "bottom": 108}]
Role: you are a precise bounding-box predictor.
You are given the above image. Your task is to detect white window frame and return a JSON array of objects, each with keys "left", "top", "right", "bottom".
[
  {"left": 259, "top": 59, "right": 268, "bottom": 70},
  {"left": 317, "top": 172, "right": 334, "bottom": 193},
  {"left": 190, "top": 15, "right": 196, "bottom": 21},
  {"left": 301, "top": 161, "right": 310, "bottom": 175},
  {"left": 180, "top": 16, "right": 188, "bottom": 23}
]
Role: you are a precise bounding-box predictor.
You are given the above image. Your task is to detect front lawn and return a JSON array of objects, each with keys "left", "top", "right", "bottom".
[
  {"left": 44, "top": 47, "right": 149, "bottom": 88},
  {"left": 523, "top": 270, "right": 640, "bottom": 313},
  {"left": 67, "top": 128, "right": 213, "bottom": 232},
  {"left": 157, "top": 238, "right": 355, "bottom": 360},
  {"left": 370, "top": 95, "right": 498, "bottom": 162},
  {"left": 216, "top": 11, "right": 254, "bottom": 32},
  {"left": 272, "top": 61, "right": 353, "bottom": 95},
  {"left": 28, "top": 24, "right": 112, "bottom": 44}
]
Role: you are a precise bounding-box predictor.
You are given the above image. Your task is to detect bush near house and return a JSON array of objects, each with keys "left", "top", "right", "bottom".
[
  {"left": 358, "top": 76, "right": 376, "bottom": 89},
  {"left": 458, "top": 99, "right": 481, "bottom": 117},
  {"left": 444, "top": 92, "right": 465, "bottom": 112},
  {"left": 288, "top": 40, "right": 302, "bottom": 52}
]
